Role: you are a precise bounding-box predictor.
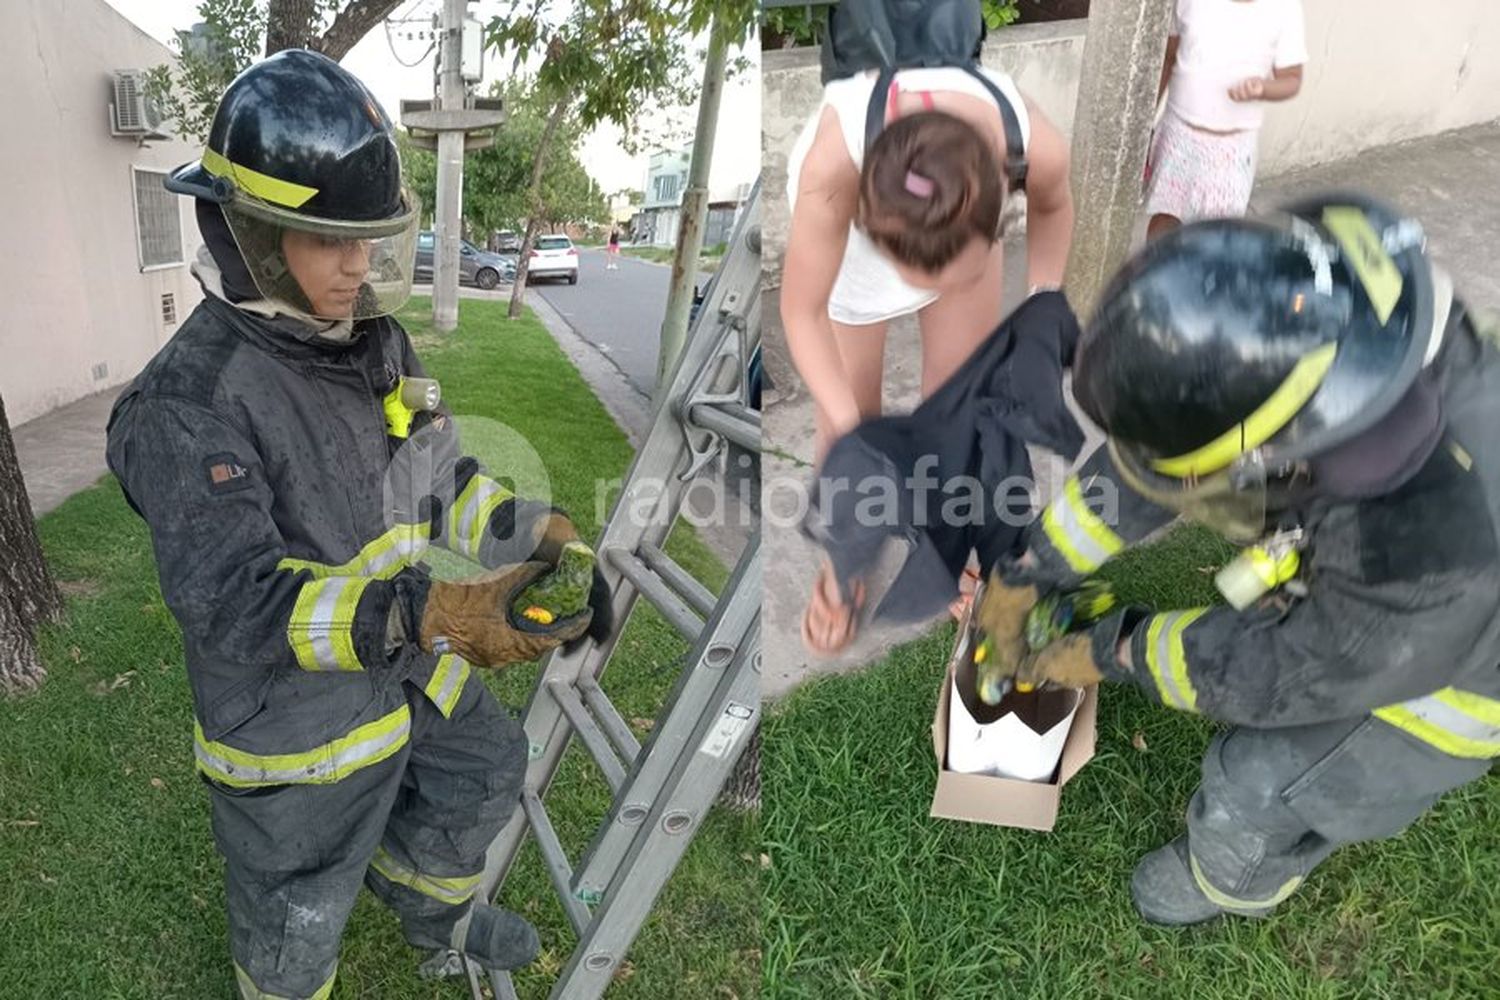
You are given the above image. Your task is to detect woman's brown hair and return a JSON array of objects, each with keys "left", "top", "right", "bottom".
[{"left": 856, "top": 111, "right": 1004, "bottom": 273}]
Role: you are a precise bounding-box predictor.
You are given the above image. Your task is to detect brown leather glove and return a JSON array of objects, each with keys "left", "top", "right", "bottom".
[
  {"left": 530, "top": 508, "right": 581, "bottom": 566},
  {"left": 975, "top": 574, "right": 1040, "bottom": 671},
  {"left": 1016, "top": 634, "right": 1102, "bottom": 689},
  {"left": 419, "top": 562, "right": 590, "bottom": 667}
]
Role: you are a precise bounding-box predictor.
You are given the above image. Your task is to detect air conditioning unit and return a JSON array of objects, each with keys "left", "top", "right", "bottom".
[{"left": 110, "top": 69, "right": 169, "bottom": 140}]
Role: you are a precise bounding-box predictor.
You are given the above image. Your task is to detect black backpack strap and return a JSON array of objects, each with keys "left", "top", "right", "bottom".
[
  {"left": 962, "top": 64, "right": 1028, "bottom": 193},
  {"left": 864, "top": 65, "right": 898, "bottom": 155},
  {"left": 862, "top": 64, "right": 1030, "bottom": 195}
]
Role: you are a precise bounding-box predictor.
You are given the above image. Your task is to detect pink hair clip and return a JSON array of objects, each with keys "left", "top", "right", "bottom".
[{"left": 904, "top": 170, "right": 935, "bottom": 199}]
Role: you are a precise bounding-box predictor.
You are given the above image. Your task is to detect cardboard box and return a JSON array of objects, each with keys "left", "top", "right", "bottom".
[{"left": 929, "top": 587, "right": 1097, "bottom": 832}]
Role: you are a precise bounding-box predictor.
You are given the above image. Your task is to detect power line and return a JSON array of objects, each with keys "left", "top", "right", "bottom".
[{"left": 383, "top": 0, "right": 438, "bottom": 67}]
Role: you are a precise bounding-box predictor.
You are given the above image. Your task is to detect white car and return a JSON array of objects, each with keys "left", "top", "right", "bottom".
[{"left": 527, "top": 234, "right": 580, "bottom": 284}]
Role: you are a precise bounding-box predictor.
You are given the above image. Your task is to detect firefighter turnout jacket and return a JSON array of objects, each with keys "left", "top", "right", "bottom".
[
  {"left": 1021, "top": 310, "right": 1500, "bottom": 757},
  {"left": 107, "top": 294, "right": 562, "bottom": 790}
]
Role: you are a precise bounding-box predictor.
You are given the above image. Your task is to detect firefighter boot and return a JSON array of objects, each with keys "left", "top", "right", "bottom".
[
  {"left": 462, "top": 903, "right": 542, "bottom": 971},
  {"left": 1129, "top": 836, "right": 1265, "bottom": 927}
]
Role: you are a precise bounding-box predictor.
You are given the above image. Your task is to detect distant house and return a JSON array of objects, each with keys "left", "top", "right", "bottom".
[
  {"left": 705, "top": 181, "right": 754, "bottom": 248},
  {"left": 0, "top": 0, "right": 207, "bottom": 427},
  {"left": 636, "top": 147, "right": 691, "bottom": 247},
  {"left": 635, "top": 148, "right": 752, "bottom": 250}
]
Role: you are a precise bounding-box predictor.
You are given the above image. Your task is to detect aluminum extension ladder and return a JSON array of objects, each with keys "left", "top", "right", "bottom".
[{"left": 465, "top": 182, "right": 763, "bottom": 1000}]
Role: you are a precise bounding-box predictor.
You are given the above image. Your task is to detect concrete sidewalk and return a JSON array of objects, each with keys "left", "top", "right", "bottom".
[{"left": 761, "top": 121, "right": 1500, "bottom": 700}]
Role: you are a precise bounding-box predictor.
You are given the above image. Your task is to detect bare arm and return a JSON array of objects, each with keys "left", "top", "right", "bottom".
[
  {"left": 782, "top": 108, "right": 863, "bottom": 438},
  {"left": 1229, "top": 64, "right": 1304, "bottom": 102},
  {"left": 1158, "top": 35, "right": 1180, "bottom": 104},
  {"left": 1021, "top": 100, "right": 1074, "bottom": 291}
]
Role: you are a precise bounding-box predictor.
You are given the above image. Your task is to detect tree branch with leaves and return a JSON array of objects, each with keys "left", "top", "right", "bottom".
[
  {"left": 146, "top": 0, "right": 406, "bottom": 144},
  {"left": 484, "top": 0, "right": 755, "bottom": 317}
]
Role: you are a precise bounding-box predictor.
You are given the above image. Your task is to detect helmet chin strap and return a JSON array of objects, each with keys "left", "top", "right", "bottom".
[{"left": 1424, "top": 262, "right": 1454, "bottom": 368}]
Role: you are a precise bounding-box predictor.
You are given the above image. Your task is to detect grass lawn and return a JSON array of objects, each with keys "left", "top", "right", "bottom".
[
  {"left": 763, "top": 526, "right": 1500, "bottom": 999},
  {"left": 621, "top": 246, "right": 725, "bottom": 274},
  {"left": 0, "top": 296, "right": 757, "bottom": 999}
]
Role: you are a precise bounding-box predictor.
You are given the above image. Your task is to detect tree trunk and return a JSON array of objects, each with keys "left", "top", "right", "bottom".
[
  {"left": 0, "top": 588, "right": 44, "bottom": 696},
  {"left": 0, "top": 392, "right": 60, "bottom": 695},
  {"left": 507, "top": 96, "right": 571, "bottom": 320},
  {"left": 315, "top": 0, "right": 406, "bottom": 61},
  {"left": 717, "top": 726, "right": 760, "bottom": 812},
  {"left": 265, "top": 0, "right": 320, "bottom": 56}
]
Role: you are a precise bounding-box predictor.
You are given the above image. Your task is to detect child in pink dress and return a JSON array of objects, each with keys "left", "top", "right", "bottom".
[{"left": 1146, "top": 0, "right": 1307, "bottom": 239}]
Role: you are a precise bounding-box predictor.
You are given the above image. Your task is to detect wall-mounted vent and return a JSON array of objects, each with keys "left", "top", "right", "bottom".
[
  {"left": 161, "top": 292, "right": 177, "bottom": 325},
  {"left": 92, "top": 362, "right": 109, "bottom": 382}
]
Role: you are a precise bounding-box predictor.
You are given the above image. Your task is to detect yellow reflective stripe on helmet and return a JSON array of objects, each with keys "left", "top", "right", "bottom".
[
  {"left": 1041, "top": 476, "right": 1124, "bottom": 573},
  {"left": 1374, "top": 688, "right": 1500, "bottom": 758},
  {"left": 1322, "top": 206, "right": 1404, "bottom": 325},
  {"left": 278, "top": 522, "right": 431, "bottom": 581},
  {"left": 288, "top": 576, "right": 371, "bottom": 671},
  {"left": 235, "top": 960, "right": 337, "bottom": 1000},
  {"left": 1143, "top": 609, "right": 1208, "bottom": 712},
  {"left": 195, "top": 704, "right": 410, "bottom": 787},
  {"left": 1189, "top": 854, "right": 1302, "bottom": 913},
  {"left": 447, "top": 475, "right": 516, "bottom": 560},
  {"left": 369, "top": 845, "right": 481, "bottom": 905},
  {"left": 423, "top": 653, "right": 471, "bottom": 719},
  {"left": 202, "top": 147, "right": 319, "bottom": 210},
  {"left": 1153, "top": 343, "right": 1338, "bottom": 479}
]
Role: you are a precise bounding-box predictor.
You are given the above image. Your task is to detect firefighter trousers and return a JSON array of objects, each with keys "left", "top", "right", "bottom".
[
  {"left": 208, "top": 677, "right": 526, "bottom": 999},
  {"left": 1180, "top": 714, "right": 1492, "bottom": 913}
]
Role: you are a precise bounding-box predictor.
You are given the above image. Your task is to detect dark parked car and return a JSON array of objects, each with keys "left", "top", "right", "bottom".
[{"left": 414, "top": 231, "right": 516, "bottom": 289}]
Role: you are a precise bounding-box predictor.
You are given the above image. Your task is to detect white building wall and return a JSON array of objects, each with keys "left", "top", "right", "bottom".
[{"left": 1, "top": 0, "right": 206, "bottom": 426}]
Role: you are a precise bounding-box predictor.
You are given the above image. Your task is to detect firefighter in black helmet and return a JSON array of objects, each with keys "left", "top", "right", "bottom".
[
  {"left": 107, "top": 50, "right": 611, "bottom": 997},
  {"left": 979, "top": 193, "right": 1500, "bottom": 925}
]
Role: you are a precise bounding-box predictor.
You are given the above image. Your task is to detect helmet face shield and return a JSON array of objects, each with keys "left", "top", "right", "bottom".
[
  {"left": 1111, "top": 439, "right": 1269, "bottom": 543},
  {"left": 221, "top": 189, "right": 420, "bottom": 321}
]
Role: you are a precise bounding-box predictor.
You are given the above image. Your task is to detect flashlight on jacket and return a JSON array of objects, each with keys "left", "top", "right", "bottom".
[
  {"left": 384, "top": 377, "right": 442, "bottom": 439},
  {"left": 1215, "top": 529, "right": 1303, "bottom": 611}
]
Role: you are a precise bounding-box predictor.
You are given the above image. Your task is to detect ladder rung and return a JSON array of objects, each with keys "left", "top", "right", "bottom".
[
  {"left": 604, "top": 546, "right": 704, "bottom": 640},
  {"left": 489, "top": 969, "right": 518, "bottom": 1000},
  {"left": 521, "top": 790, "right": 592, "bottom": 937},
  {"left": 639, "top": 542, "right": 716, "bottom": 617},
  {"left": 547, "top": 679, "right": 627, "bottom": 795},
  {"left": 577, "top": 675, "right": 643, "bottom": 763},
  {"left": 689, "top": 401, "right": 760, "bottom": 451}
]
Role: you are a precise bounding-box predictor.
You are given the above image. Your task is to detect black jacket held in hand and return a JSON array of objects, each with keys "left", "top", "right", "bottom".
[
  {"left": 805, "top": 291, "right": 1086, "bottom": 623},
  {"left": 106, "top": 294, "right": 564, "bottom": 787}
]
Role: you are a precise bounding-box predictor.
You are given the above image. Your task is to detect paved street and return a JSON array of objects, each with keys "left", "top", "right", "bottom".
[{"left": 535, "top": 247, "right": 674, "bottom": 399}]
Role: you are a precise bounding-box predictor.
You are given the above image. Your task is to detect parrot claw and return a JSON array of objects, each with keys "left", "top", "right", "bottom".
[{"left": 977, "top": 673, "right": 1011, "bottom": 706}]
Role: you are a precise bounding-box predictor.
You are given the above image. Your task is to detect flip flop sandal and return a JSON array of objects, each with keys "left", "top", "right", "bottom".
[{"left": 948, "top": 567, "right": 982, "bottom": 622}]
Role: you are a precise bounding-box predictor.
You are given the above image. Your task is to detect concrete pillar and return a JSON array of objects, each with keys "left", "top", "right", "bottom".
[
  {"left": 432, "top": 0, "right": 467, "bottom": 332},
  {"left": 1062, "top": 0, "right": 1174, "bottom": 319}
]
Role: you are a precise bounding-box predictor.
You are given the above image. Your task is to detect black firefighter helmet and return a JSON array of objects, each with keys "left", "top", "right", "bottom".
[
  {"left": 1074, "top": 192, "right": 1443, "bottom": 541},
  {"left": 166, "top": 48, "right": 419, "bottom": 319}
]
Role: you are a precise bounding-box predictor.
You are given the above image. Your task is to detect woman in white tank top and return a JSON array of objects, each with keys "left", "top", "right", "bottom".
[{"left": 784, "top": 65, "right": 1076, "bottom": 653}]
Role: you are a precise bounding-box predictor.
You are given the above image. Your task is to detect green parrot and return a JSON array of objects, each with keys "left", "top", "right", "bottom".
[
  {"left": 976, "top": 580, "right": 1116, "bottom": 706},
  {"left": 512, "top": 541, "right": 596, "bottom": 625}
]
